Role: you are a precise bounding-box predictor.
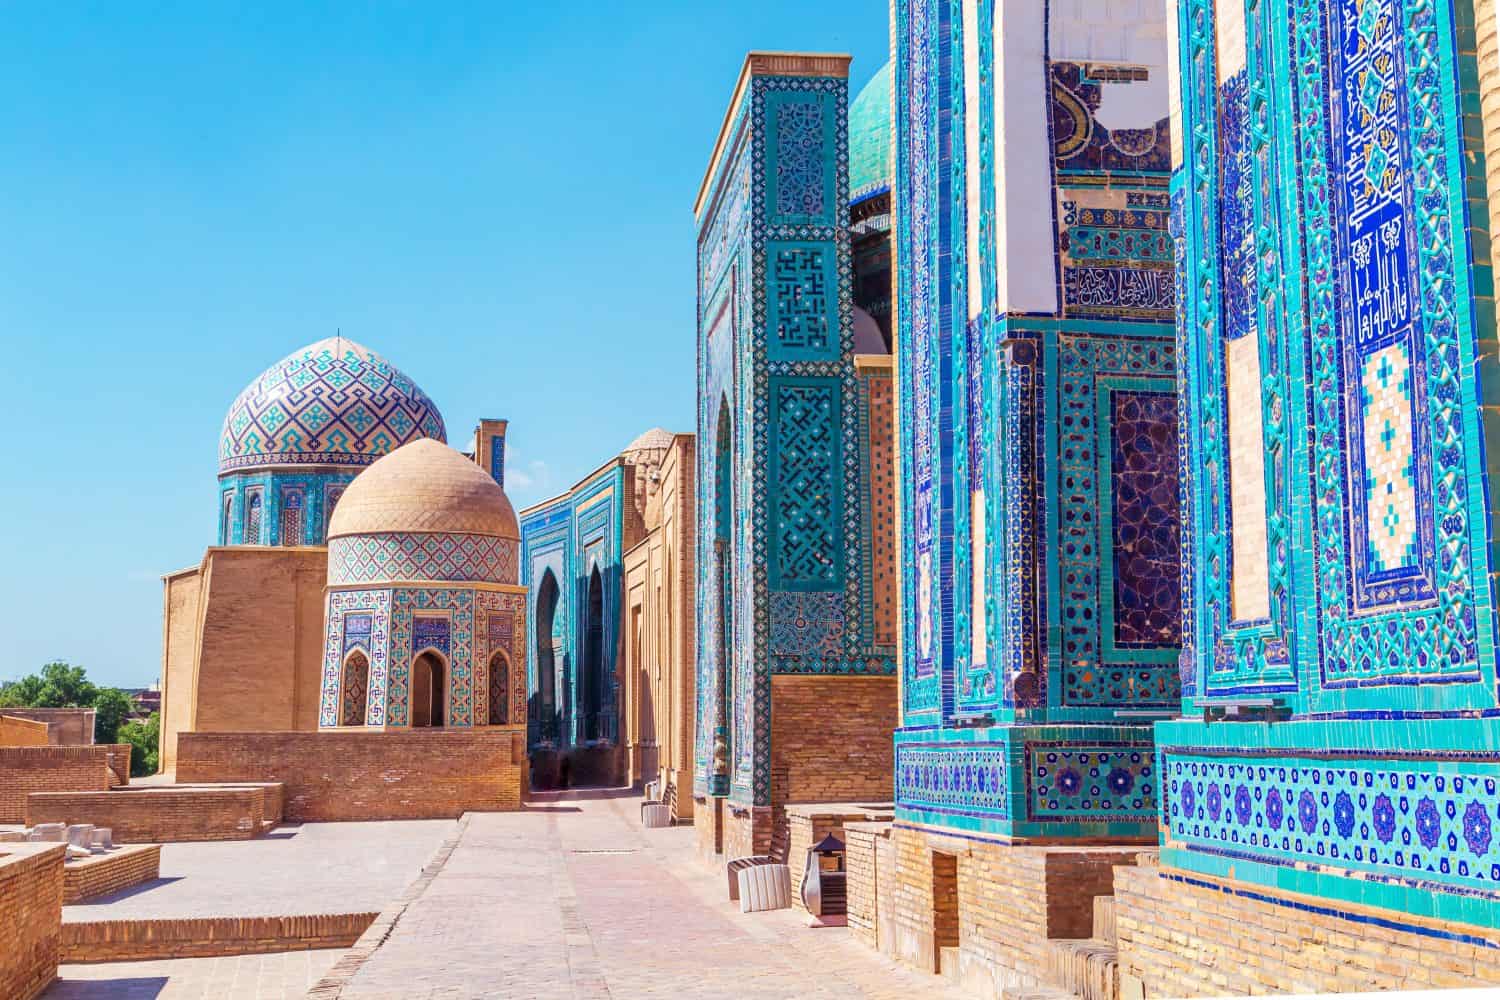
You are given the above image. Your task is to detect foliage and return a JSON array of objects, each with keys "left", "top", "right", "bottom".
[
  {"left": 0, "top": 661, "right": 98, "bottom": 708},
  {"left": 1, "top": 661, "right": 159, "bottom": 774},
  {"left": 119, "top": 712, "right": 160, "bottom": 777},
  {"left": 92, "top": 687, "right": 136, "bottom": 744}
]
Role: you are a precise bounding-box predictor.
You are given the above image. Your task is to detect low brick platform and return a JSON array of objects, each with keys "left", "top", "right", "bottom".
[
  {"left": 176, "top": 729, "right": 526, "bottom": 821},
  {"left": 785, "top": 802, "right": 893, "bottom": 912},
  {"left": 1, "top": 842, "right": 65, "bottom": 1000},
  {"left": 1114, "top": 857, "right": 1500, "bottom": 995},
  {"left": 62, "top": 846, "right": 161, "bottom": 905},
  {"left": 61, "top": 912, "right": 377, "bottom": 963},
  {"left": 0, "top": 747, "right": 116, "bottom": 823},
  {"left": 27, "top": 784, "right": 283, "bottom": 843}
]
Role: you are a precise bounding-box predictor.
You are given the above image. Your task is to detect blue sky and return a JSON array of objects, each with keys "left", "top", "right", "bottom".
[{"left": 0, "top": 3, "right": 891, "bottom": 688}]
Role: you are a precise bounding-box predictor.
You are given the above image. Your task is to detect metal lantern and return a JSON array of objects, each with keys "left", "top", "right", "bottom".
[{"left": 800, "top": 832, "right": 847, "bottom": 917}]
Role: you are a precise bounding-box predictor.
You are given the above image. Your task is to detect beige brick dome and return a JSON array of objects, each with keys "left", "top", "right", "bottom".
[{"left": 328, "top": 438, "right": 519, "bottom": 540}]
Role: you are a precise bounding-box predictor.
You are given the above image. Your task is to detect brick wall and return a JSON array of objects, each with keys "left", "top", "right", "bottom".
[
  {"left": 161, "top": 548, "right": 328, "bottom": 771},
  {"left": 1114, "top": 860, "right": 1500, "bottom": 996},
  {"left": 0, "top": 843, "right": 64, "bottom": 1000},
  {"left": 175, "top": 729, "right": 526, "bottom": 821},
  {"left": 724, "top": 803, "right": 772, "bottom": 861},
  {"left": 769, "top": 675, "right": 896, "bottom": 856},
  {"left": 0, "top": 708, "right": 95, "bottom": 746},
  {"left": 694, "top": 795, "right": 723, "bottom": 860},
  {"left": 845, "top": 821, "right": 889, "bottom": 949},
  {"left": 63, "top": 846, "right": 161, "bottom": 905},
  {"left": 0, "top": 747, "right": 115, "bottom": 823},
  {"left": 878, "top": 826, "right": 1139, "bottom": 996},
  {"left": 27, "top": 786, "right": 279, "bottom": 843},
  {"left": 1, "top": 715, "right": 51, "bottom": 746},
  {"left": 102, "top": 744, "right": 131, "bottom": 786},
  {"left": 62, "top": 913, "right": 376, "bottom": 962},
  {"left": 785, "top": 804, "right": 894, "bottom": 911}
]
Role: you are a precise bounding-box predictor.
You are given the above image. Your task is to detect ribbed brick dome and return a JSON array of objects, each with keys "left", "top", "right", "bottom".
[{"left": 328, "top": 439, "right": 519, "bottom": 540}]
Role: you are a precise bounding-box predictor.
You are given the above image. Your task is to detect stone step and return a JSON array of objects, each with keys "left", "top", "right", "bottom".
[
  {"left": 1044, "top": 938, "right": 1119, "bottom": 1000},
  {"left": 1000, "top": 987, "right": 1081, "bottom": 1000},
  {"left": 1092, "top": 895, "right": 1117, "bottom": 945}
]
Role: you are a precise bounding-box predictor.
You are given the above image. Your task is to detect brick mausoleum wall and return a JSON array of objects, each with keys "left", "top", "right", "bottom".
[
  {"left": 785, "top": 804, "right": 894, "bottom": 911},
  {"left": 694, "top": 795, "right": 722, "bottom": 860},
  {"left": 1, "top": 715, "right": 51, "bottom": 746},
  {"left": 724, "top": 804, "right": 773, "bottom": 862},
  {"left": 176, "top": 729, "right": 526, "bottom": 820},
  {"left": 1, "top": 708, "right": 95, "bottom": 746},
  {"left": 0, "top": 843, "right": 65, "bottom": 1000},
  {"left": 63, "top": 846, "right": 162, "bottom": 904},
  {"left": 0, "top": 747, "right": 114, "bottom": 823},
  {"left": 27, "top": 786, "right": 278, "bottom": 843},
  {"left": 160, "top": 548, "right": 327, "bottom": 771},
  {"left": 845, "top": 821, "right": 891, "bottom": 949},
  {"left": 769, "top": 675, "right": 896, "bottom": 856},
  {"left": 880, "top": 826, "right": 1136, "bottom": 995},
  {"left": 1113, "top": 861, "right": 1500, "bottom": 996}
]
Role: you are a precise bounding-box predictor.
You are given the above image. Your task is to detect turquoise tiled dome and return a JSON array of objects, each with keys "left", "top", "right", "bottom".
[
  {"left": 219, "top": 337, "right": 446, "bottom": 474},
  {"left": 849, "top": 61, "right": 892, "bottom": 204}
]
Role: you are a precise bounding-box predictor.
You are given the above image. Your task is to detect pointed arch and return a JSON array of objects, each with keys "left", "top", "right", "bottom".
[
  {"left": 488, "top": 648, "right": 511, "bottom": 725},
  {"left": 582, "top": 565, "right": 605, "bottom": 741},
  {"left": 534, "top": 568, "right": 560, "bottom": 741},
  {"left": 410, "top": 649, "right": 447, "bottom": 728},
  {"left": 340, "top": 649, "right": 370, "bottom": 726}
]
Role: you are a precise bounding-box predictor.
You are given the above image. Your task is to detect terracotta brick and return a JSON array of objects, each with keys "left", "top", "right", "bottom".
[
  {"left": 0, "top": 746, "right": 115, "bottom": 823},
  {"left": 176, "top": 729, "right": 525, "bottom": 821},
  {"left": 0, "top": 843, "right": 64, "bottom": 1000},
  {"left": 61, "top": 846, "right": 162, "bottom": 904}
]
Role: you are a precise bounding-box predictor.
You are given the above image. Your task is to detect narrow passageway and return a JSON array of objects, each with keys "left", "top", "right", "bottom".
[{"left": 329, "top": 789, "right": 967, "bottom": 999}]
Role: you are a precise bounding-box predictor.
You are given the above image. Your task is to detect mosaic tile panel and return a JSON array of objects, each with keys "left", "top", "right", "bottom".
[
  {"left": 896, "top": 742, "right": 1011, "bottom": 822},
  {"left": 1165, "top": 750, "right": 1500, "bottom": 898},
  {"left": 1026, "top": 743, "right": 1157, "bottom": 821},
  {"left": 388, "top": 588, "right": 474, "bottom": 728},
  {"left": 220, "top": 337, "right": 445, "bottom": 473},
  {"left": 1051, "top": 62, "right": 1171, "bottom": 174},
  {"left": 767, "top": 243, "right": 835, "bottom": 361},
  {"left": 1109, "top": 390, "right": 1182, "bottom": 649},
  {"left": 768, "top": 591, "right": 845, "bottom": 660},
  {"left": 328, "top": 532, "right": 519, "bottom": 585},
  {"left": 769, "top": 380, "right": 843, "bottom": 590},
  {"left": 1359, "top": 342, "right": 1419, "bottom": 573},
  {"left": 475, "top": 590, "right": 527, "bottom": 727},
  {"left": 319, "top": 590, "right": 390, "bottom": 728}
]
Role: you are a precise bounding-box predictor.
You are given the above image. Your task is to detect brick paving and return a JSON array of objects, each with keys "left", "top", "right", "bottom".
[
  {"left": 329, "top": 789, "right": 966, "bottom": 999},
  {"left": 45, "top": 949, "right": 347, "bottom": 999},
  {"left": 64, "top": 819, "right": 454, "bottom": 921}
]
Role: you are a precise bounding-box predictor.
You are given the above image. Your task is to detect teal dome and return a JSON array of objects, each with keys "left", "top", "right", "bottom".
[{"left": 849, "top": 61, "right": 892, "bottom": 204}]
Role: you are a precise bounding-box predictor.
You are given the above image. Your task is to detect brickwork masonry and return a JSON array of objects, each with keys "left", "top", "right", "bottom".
[
  {"left": 0, "top": 746, "right": 115, "bottom": 823},
  {"left": 176, "top": 729, "right": 526, "bottom": 821},
  {"left": 27, "top": 785, "right": 282, "bottom": 843},
  {"left": 0, "top": 843, "right": 65, "bottom": 1000},
  {"left": 63, "top": 845, "right": 162, "bottom": 904},
  {"left": 1114, "top": 859, "right": 1500, "bottom": 996}
]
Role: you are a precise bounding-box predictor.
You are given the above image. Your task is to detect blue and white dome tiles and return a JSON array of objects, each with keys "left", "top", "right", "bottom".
[{"left": 219, "top": 336, "right": 446, "bottom": 474}]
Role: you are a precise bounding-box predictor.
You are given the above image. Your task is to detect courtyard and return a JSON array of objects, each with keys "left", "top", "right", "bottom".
[{"left": 43, "top": 791, "right": 967, "bottom": 1000}]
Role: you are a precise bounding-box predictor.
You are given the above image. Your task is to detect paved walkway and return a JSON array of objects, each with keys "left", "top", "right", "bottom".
[
  {"left": 65, "top": 820, "right": 453, "bottom": 921},
  {"left": 328, "top": 789, "right": 964, "bottom": 1000},
  {"left": 46, "top": 950, "right": 346, "bottom": 999}
]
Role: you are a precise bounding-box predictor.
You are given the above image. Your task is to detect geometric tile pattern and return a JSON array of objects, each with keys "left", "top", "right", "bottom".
[
  {"left": 1165, "top": 750, "right": 1500, "bottom": 898},
  {"left": 896, "top": 742, "right": 1011, "bottom": 821},
  {"left": 329, "top": 532, "right": 519, "bottom": 586},
  {"left": 771, "top": 381, "right": 842, "bottom": 589},
  {"left": 219, "top": 336, "right": 445, "bottom": 474},
  {"left": 768, "top": 591, "right": 845, "bottom": 658},
  {"left": 1027, "top": 744, "right": 1156, "bottom": 821},
  {"left": 1110, "top": 390, "right": 1183, "bottom": 649},
  {"left": 1359, "top": 342, "right": 1418, "bottom": 572}
]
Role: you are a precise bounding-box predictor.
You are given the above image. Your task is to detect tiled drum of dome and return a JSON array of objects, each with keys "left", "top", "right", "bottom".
[
  {"left": 220, "top": 339, "right": 445, "bottom": 472},
  {"left": 329, "top": 533, "right": 518, "bottom": 585}
]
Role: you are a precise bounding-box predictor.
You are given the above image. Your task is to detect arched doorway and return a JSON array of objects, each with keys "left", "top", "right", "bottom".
[
  {"left": 340, "top": 650, "right": 369, "bottom": 727},
  {"left": 714, "top": 396, "right": 733, "bottom": 784},
  {"left": 534, "top": 569, "right": 559, "bottom": 741},
  {"left": 411, "top": 650, "right": 446, "bottom": 728},
  {"left": 582, "top": 566, "right": 604, "bottom": 741},
  {"left": 488, "top": 649, "right": 510, "bottom": 725}
]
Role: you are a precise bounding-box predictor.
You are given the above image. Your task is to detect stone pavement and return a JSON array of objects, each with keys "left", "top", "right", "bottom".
[
  {"left": 64, "top": 819, "right": 453, "bottom": 921},
  {"left": 45, "top": 949, "right": 346, "bottom": 999},
  {"left": 327, "top": 789, "right": 966, "bottom": 999}
]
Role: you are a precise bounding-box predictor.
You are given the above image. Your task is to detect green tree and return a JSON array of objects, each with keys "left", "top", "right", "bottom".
[
  {"left": 119, "top": 712, "right": 160, "bottom": 777},
  {"left": 92, "top": 688, "right": 137, "bottom": 744},
  {"left": 11, "top": 661, "right": 99, "bottom": 708}
]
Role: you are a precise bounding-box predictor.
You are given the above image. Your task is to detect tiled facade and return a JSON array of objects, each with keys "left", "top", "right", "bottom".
[
  {"left": 692, "top": 53, "right": 900, "bottom": 861},
  {"left": 894, "top": 0, "right": 1176, "bottom": 844},
  {"left": 1153, "top": 0, "right": 1500, "bottom": 946}
]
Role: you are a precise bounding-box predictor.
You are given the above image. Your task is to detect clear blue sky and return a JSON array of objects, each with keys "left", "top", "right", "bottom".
[{"left": 0, "top": 3, "right": 891, "bottom": 688}]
